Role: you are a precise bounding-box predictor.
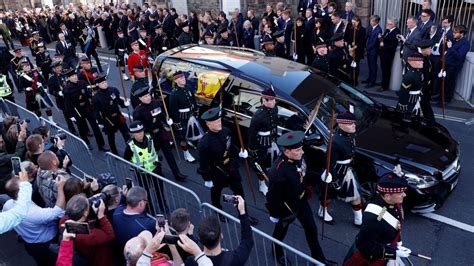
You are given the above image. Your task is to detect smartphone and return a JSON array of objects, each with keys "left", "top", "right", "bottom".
[
  {"left": 222, "top": 194, "right": 238, "bottom": 204},
  {"left": 126, "top": 178, "right": 133, "bottom": 190},
  {"left": 65, "top": 221, "right": 90, "bottom": 235},
  {"left": 156, "top": 214, "right": 166, "bottom": 228},
  {"left": 11, "top": 157, "right": 22, "bottom": 176},
  {"left": 84, "top": 174, "right": 93, "bottom": 183},
  {"left": 162, "top": 234, "right": 180, "bottom": 245}
]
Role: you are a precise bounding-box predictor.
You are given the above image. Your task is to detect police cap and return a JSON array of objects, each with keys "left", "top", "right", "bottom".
[{"left": 129, "top": 120, "right": 145, "bottom": 133}]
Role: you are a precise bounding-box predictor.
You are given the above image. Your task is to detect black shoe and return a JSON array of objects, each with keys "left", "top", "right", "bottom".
[
  {"left": 174, "top": 173, "right": 187, "bottom": 181},
  {"left": 248, "top": 216, "right": 259, "bottom": 225},
  {"left": 323, "top": 259, "right": 338, "bottom": 266},
  {"left": 276, "top": 256, "right": 292, "bottom": 265},
  {"left": 98, "top": 146, "right": 110, "bottom": 152},
  {"left": 364, "top": 83, "right": 376, "bottom": 89},
  {"left": 361, "top": 79, "right": 370, "bottom": 84},
  {"left": 318, "top": 216, "right": 336, "bottom": 225}
]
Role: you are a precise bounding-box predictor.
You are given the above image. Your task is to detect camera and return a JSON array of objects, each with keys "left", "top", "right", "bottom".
[
  {"left": 156, "top": 214, "right": 166, "bottom": 228},
  {"left": 16, "top": 118, "right": 30, "bottom": 132},
  {"left": 222, "top": 194, "right": 239, "bottom": 204},
  {"left": 88, "top": 192, "right": 110, "bottom": 209},
  {"left": 50, "top": 131, "right": 68, "bottom": 143}
]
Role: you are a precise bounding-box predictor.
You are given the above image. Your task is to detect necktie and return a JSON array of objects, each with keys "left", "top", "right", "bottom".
[
  {"left": 406, "top": 30, "right": 411, "bottom": 39},
  {"left": 63, "top": 41, "right": 68, "bottom": 49}
]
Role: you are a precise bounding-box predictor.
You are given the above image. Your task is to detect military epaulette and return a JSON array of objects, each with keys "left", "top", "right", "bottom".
[{"left": 275, "top": 159, "right": 285, "bottom": 170}]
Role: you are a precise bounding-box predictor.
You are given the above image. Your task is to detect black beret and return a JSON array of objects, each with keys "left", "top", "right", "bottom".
[
  {"left": 95, "top": 73, "right": 107, "bottom": 84},
  {"left": 51, "top": 60, "right": 62, "bottom": 68},
  {"left": 417, "top": 39, "right": 432, "bottom": 49},
  {"left": 139, "top": 27, "right": 147, "bottom": 32},
  {"left": 13, "top": 48, "right": 22, "bottom": 53},
  {"left": 203, "top": 30, "right": 214, "bottom": 38},
  {"left": 336, "top": 111, "right": 356, "bottom": 124},
  {"left": 377, "top": 172, "right": 408, "bottom": 194},
  {"left": 330, "top": 32, "right": 344, "bottom": 42},
  {"left": 129, "top": 120, "right": 145, "bottom": 133},
  {"left": 65, "top": 68, "right": 77, "bottom": 77},
  {"left": 201, "top": 107, "right": 221, "bottom": 121},
  {"left": 277, "top": 131, "right": 305, "bottom": 149},
  {"left": 130, "top": 39, "right": 138, "bottom": 46},
  {"left": 314, "top": 41, "right": 327, "bottom": 50},
  {"left": 218, "top": 26, "right": 228, "bottom": 35},
  {"left": 134, "top": 86, "right": 151, "bottom": 98},
  {"left": 261, "top": 85, "right": 276, "bottom": 98},
  {"left": 407, "top": 52, "right": 424, "bottom": 61},
  {"left": 173, "top": 71, "right": 185, "bottom": 79}
]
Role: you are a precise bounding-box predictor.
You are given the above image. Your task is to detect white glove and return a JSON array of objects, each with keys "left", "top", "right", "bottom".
[
  {"left": 26, "top": 87, "right": 33, "bottom": 91},
  {"left": 37, "top": 82, "right": 42, "bottom": 87},
  {"left": 393, "top": 164, "right": 404, "bottom": 177},
  {"left": 148, "top": 80, "right": 152, "bottom": 87},
  {"left": 204, "top": 181, "right": 214, "bottom": 188},
  {"left": 87, "top": 85, "right": 95, "bottom": 89},
  {"left": 396, "top": 246, "right": 411, "bottom": 258},
  {"left": 292, "top": 53, "right": 298, "bottom": 61},
  {"left": 58, "top": 91, "right": 63, "bottom": 97},
  {"left": 70, "top": 117, "right": 76, "bottom": 123},
  {"left": 166, "top": 118, "right": 173, "bottom": 126},
  {"left": 320, "top": 170, "right": 332, "bottom": 183},
  {"left": 351, "top": 60, "right": 357, "bottom": 68},
  {"left": 438, "top": 70, "right": 446, "bottom": 78},
  {"left": 269, "top": 216, "right": 280, "bottom": 223},
  {"left": 397, "top": 241, "right": 403, "bottom": 249},
  {"left": 98, "top": 124, "right": 104, "bottom": 129},
  {"left": 124, "top": 99, "right": 130, "bottom": 107},
  {"left": 239, "top": 149, "right": 248, "bottom": 159}
]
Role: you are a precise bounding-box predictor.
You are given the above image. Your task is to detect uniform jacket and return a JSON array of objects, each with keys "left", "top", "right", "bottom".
[
  {"left": 92, "top": 87, "right": 126, "bottom": 127},
  {"left": 169, "top": 84, "right": 196, "bottom": 122},
  {"left": 328, "top": 128, "right": 356, "bottom": 183},
  {"left": 132, "top": 100, "right": 167, "bottom": 133},
  {"left": 248, "top": 105, "right": 278, "bottom": 150},
  {"left": 63, "top": 80, "right": 93, "bottom": 118}
]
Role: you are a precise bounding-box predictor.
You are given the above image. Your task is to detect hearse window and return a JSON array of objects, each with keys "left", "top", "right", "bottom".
[
  {"left": 158, "top": 59, "right": 230, "bottom": 106},
  {"left": 226, "top": 86, "right": 261, "bottom": 116}
]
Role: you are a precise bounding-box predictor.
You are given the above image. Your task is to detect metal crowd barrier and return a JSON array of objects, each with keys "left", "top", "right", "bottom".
[
  {"left": 201, "top": 203, "right": 324, "bottom": 266},
  {"left": 105, "top": 152, "right": 202, "bottom": 222},
  {"left": 0, "top": 99, "right": 42, "bottom": 130}
]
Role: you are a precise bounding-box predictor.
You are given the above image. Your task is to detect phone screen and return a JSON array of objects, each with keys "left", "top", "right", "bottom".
[
  {"left": 65, "top": 221, "right": 90, "bottom": 235},
  {"left": 156, "top": 214, "right": 165, "bottom": 228},
  {"left": 84, "top": 174, "right": 93, "bottom": 183},
  {"left": 162, "top": 235, "right": 180, "bottom": 245},
  {"left": 126, "top": 178, "right": 133, "bottom": 189},
  {"left": 11, "top": 157, "right": 22, "bottom": 176}
]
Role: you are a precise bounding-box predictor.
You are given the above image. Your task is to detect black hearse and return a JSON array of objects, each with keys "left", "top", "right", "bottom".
[{"left": 153, "top": 45, "right": 460, "bottom": 212}]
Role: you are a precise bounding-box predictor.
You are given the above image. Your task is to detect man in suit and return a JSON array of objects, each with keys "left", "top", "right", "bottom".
[
  {"left": 379, "top": 18, "right": 401, "bottom": 91},
  {"left": 263, "top": 4, "right": 278, "bottom": 29},
  {"left": 304, "top": 9, "right": 316, "bottom": 64},
  {"left": 329, "top": 12, "right": 344, "bottom": 39},
  {"left": 55, "top": 33, "right": 77, "bottom": 70},
  {"left": 416, "top": 0, "right": 436, "bottom": 23},
  {"left": 399, "top": 16, "right": 422, "bottom": 61},
  {"left": 298, "top": 0, "right": 317, "bottom": 17},
  {"left": 281, "top": 10, "right": 293, "bottom": 57},
  {"left": 118, "top": 11, "right": 129, "bottom": 37},
  {"left": 363, "top": 15, "right": 382, "bottom": 88},
  {"left": 59, "top": 23, "right": 75, "bottom": 47},
  {"left": 417, "top": 9, "right": 433, "bottom": 40},
  {"left": 431, "top": 15, "right": 454, "bottom": 98},
  {"left": 162, "top": 9, "right": 175, "bottom": 40}
]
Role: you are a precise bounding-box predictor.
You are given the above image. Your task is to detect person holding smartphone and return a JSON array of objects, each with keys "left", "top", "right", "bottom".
[
  {"left": 0, "top": 169, "right": 31, "bottom": 234},
  {"left": 0, "top": 123, "right": 27, "bottom": 196}
]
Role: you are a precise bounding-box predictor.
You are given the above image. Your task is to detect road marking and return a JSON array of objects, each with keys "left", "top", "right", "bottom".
[
  {"left": 420, "top": 212, "right": 474, "bottom": 233},
  {"left": 434, "top": 114, "right": 468, "bottom": 123},
  {"left": 46, "top": 48, "right": 116, "bottom": 62}
]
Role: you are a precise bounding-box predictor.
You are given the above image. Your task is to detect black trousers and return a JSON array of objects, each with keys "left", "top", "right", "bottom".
[
  {"left": 104, "top": 120, "right": 130, "bottom": 155},
  {"left": 63, "top": 56, "right": 77, "bottom": 71},
  {"left": 380, "top": 52, "right": 395, "bottom": 90},
  {"left": 420, "top": 84, "right": 436, "bottom": 123},
  {"left": 86, "top": 50, "right": 103, "bottom": 73},
  {"left": 211, "top": 170, "right": 244, "bottom": 210},
  {"left": 24, "top": 240, "right": 55, "bottom": 266},
  {"left": 151, "top": 131, "right": 181, "bottom": 177},
  {"left": 444, "top": 66, "right": 459, "bottom": 103},
  {"left": 76, "top": 111, "right": 105, "bottom": 147},
  {"left": 272, "top": 200, "right": 326, "bottom": 262}
]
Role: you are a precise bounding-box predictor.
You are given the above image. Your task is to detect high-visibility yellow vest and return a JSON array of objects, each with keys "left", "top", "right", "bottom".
[
  {"left": 127, "top": 134, "right": 159, "bottom": 172},
  {"left": 0, "top": 74, "right": 12, "bottom": 97}
]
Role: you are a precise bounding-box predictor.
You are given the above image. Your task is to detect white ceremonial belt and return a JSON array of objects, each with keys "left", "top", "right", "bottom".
[
  {"left": 179, "top": 108, "right": 190, "bottom": 113},
  {"left": 118, "top": 49, "right": 125, "bottom": 51},
  {"left": 336, "top": 159, "right": 352, "bottom": 164},
  {"left": 258, "top": 131, "right": 271, "bottom": 136},
  {"left": 365, "top": 203, "right": 400, "bottom": 230},
  {"left": 409, "top": 90, "right": 421, "bottom": 95}
]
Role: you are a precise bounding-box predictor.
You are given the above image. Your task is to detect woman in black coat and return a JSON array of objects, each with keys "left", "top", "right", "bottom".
[
  {"left": 344, "top": 15, "right": 366, "bottom": 86},
  {"left": 311, "top": 18, "right": 330, "bottom": 53},
  {"left": 242, "top": 20, "right": 255, "bottom": 49}
]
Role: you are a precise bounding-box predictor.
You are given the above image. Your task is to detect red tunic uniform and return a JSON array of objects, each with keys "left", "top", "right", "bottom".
[{"left": 127, "top": 50, "right": 148, "bottom": 78}]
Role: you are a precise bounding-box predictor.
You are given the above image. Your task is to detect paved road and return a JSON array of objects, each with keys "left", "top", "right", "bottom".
[{"left": 0, "top": 42, "right": 473, "bottom": 265}]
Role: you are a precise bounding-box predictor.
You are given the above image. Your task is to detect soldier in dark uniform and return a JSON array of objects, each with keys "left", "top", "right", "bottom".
[
  {"left": 35, "top": 43, "right": 52, "bottom": 81},
  {"left": 138, "top": 27, "right": 153, "bottom": 56},
  {"left": 311, "top": 42, "right": 330, "bottom": 73},
  {"left": 77, "top": 57, "right": 99, "bottom": 94},
  {"left": 133, "top": 86, "right": 187, "bottom": 181},
  {"left": 319, "top": 111, "right": 363, "bottom": 227},
  {"left": 417, "top": 40, "right": 436, "bottom": 123},
  {"left": 63, "top": 69, "right": 108, "bottom": 151},
  {"left": 152, "top": 25, "right": 167, "bottom": 56},
  {"left": 197, "top": 107, "right": 258, "bottom": 225},
  {"left": 273, "top": 30, "right": 289, "bottom": 59},
  {"left": 396, "top": 53, "right": 424, "bottom": 121},
  {"left": 178, "top": 20, "right": 194, "bottom": 46},
  {"left": 266, "top": 131, "right": 334, "bottom": 265},
  {"left": 260, "top": 34, "right": 275, "bottom": 56},
  {"left": 114, "top": 28, "right": 130, "bottom": 81},
  {"left": 248, "top": 86, "right": 279, "bottom": 196},
  {"left": 328, "top": 33, "right": 353, "bottom": 83},
  {"left": 130, "top": 65, "right": 150, "bottom": 109},
  {"left": 169, "top": 71, "right": 198, "bottom": 163},
  {"left": 216, "top": 26, "right": 231, "bottom": 46},
  {"left": 79, "top": 26, "right": 103, "bottom": 73},
  {"left": 11, "top": 48, "right": 34, "bottom": 92},
  {"left": 29, "top": 31, "right": 43, "bottom": 58},
  {"left": 47, "top": 61, "right": 77, "bottom": 134},
  {"left": 18, "top": 60, "right": 55, "bottom": 123},
  {"left": 344, "top": 172, "right": 411, "bottom": 265},
  {"left": 92, "top": 74, "right": 131, "bottom": 155}
]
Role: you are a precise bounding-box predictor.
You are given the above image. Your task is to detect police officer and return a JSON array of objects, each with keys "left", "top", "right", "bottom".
[
  {"left": 344, "top": 172, "right": 411, "bottom": 265},
  {"left": 169, "top": 71, "right": 198, "bottom": 163},
  {"left": 417, "top": 39, "right": 436, "bottom": 123},
  {"left": 35, "top": 43, "right": 52, "bottom": 81},
  {"left": 93, "top": 73, "right": 131, "bottom": 155},
  {"left": 133, "top": 86, "right": 187, "bottom": 181},
  {"left": 0, "top": 70, "right": 15, "bottom": 103},
  {"left": 63, "top": 69, "right": 108, "bottom": 151},
  {"left": 178, "top": 20, "right": 194, "bottom": 46},
  {"left": 77, "top": 57, "right": 99, "bottom": 93},
  {"left": 266, "top": 131, "right": 333, "bottom": 265},
  {"left": 197, "top": 107, "right": 258, "bottom": 225},
  {"left": 18, "top": 60, "right": 55, "bottom": 123},
  {"left": 397, "top": 53, "right": 424, "bottom": 120},
  {"left": 273, "top": 30, "right": 289, "bottom": 59},
  {"left": 328, "top": 32, "right": 352, "bottom": 83},
  {"left": 319, "top": 111, "right": 363, "bottom": 226},
  {"left": 130, "top": 65, "right": 149, "bottom": 109},
  {"left": 124, "top": 120, "right": 168, "bottom": 213},
  {"left": 248, "top": 86, "right": 279, "bottom": 196},
  {"left": 47, "top": 61, "right": 77, "bottom": 134},
  {"left": 260, "top": 34, "right": 275, "bottom": 56},
  {"left": 114, "top": 28, "right": 130, "bottom": 81},
  {"left": 311, "top": 42, "right": 330, "bottom": 73}
]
